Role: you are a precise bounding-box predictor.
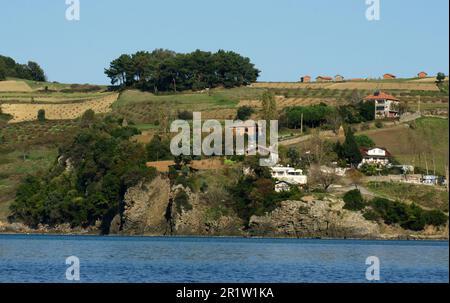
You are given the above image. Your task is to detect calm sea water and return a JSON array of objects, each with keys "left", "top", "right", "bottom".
[{"left": 0, "top": 235, "right": 448, "bottom": 283}]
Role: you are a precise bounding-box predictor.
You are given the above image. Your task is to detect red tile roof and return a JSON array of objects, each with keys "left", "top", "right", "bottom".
[
  {"left": 364, "top": 91, "right": 399, "bottom": 101},
  {"left": 316, "top": 76, "right": 333, "bottom": 80}
]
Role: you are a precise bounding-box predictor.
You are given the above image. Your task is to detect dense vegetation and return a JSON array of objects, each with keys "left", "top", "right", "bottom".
[
  {"left": 342, "top": 189, "right": 448, "bottom": 231},
  {"left": 343, "top": 189, "right": 365, "bottom": 211},
  {"left": 364, "top": 197, "right": 448, "bottom": 231},
  {"left": 9, "top": 114, "right": 156, "bottom": 233},
  {"left": 0, "top": 55, "right": 46, "bottom": 81},
  {"left": 105, "top": 49, "right": 259, "bottom": 92}
]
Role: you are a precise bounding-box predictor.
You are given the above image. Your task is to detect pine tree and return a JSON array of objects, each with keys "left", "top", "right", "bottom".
[{"left": 342, "top": 127, "right": 362, "bottom": 166}]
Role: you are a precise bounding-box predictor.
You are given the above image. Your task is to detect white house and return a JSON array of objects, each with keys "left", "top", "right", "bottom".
[
  {"left": 359, "top": 147, "right": 392, "bottom": 167},
  {"left": 270, "top": 165, "right": 307, "bottom": 185}
]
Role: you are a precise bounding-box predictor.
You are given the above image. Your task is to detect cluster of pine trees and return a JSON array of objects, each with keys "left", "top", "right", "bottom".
[
  {"left": 0, "top": 55, "right": 46, "bottom": 82},
  {"left": 104, "top": 49, "right": 260, "bottom": 92}
]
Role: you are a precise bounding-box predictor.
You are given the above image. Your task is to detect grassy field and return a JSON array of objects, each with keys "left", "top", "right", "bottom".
[
  {"left": 0, "top": 147, "right": 58, "bottom": 221},
  {"left": 363, "top": 117, "right": 449, "bottom": 175},
  {"left": 112, "top": 88, "right": 265, "bottom": 124},
  {"left": 367, "top": 181, "right": 449, "bottom": 212}
]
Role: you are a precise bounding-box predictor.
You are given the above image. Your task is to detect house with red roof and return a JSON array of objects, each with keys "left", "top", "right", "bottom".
[
  {"left": 383, "top": 73, "right": 396, "bottom": 79},
  {"left": 359, "top": 147, "right": 392, "bottom": 167},
  {"left": 417, "top": 71, "right": 428, "bottom": 78},
  {"left": 315, "top": 76, "right": 333, "bottom": 82},
  {"left": 300, "top": 75, "right": 311, "bottom": 83},
  {"left": 364, "top": 91, "right": 400, "bottom": 119}
]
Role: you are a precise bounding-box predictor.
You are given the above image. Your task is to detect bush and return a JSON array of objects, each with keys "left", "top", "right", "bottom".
[
  {"left": 174, "top": 190, "right": 192, "bottom": 213},
  {"left": 375, "top": 121, "right": 383, "bottom": 128},
  {"left": 236, "top": 106, "right": 254, "bottom": 121},
  {"left": 177, "top": 110, "right": 193, "bottom": 120},
  {"left": 37, "top": 109, "right": 46, "bottom": 122},
  {"left": 355, "top": 135, "right": 375, "bottom": 148},
  {"left": 343, "top": 189, "right": 365, "bottom": 211},
  {"left": 359, "top": 163, "right": 378, "bottom": 176},
  {"left": 423, "top": 210, "right": 448, "bottom": 226}
]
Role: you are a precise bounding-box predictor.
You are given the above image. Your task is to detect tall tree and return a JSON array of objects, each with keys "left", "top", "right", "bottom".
[
  {"left": 261, "top": 91, "right": 278, "bottom": 121},
  {"left": 341, "top": 127, "right": 362, "bottom": 166}
]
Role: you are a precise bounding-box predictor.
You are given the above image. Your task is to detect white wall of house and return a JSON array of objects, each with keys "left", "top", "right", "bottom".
[{"left": 271, "top": 165, "right": 308, "bottom": 185}]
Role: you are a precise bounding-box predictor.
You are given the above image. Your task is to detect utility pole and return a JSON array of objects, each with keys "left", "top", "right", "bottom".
[
  {"left": 446, "top": 165, "right": 449, "bottom": 192},
  {"left": 300, "top": 113, "right": 304, "bottom": 135},
  {"left": 418, "top": 95, "right": 421, "bottom": 114}
]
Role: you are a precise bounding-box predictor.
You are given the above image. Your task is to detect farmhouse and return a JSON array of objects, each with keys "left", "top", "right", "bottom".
[
  {"left": 417, "top": 71, "right": 428, "bottom": 78},
  {"left": 270, "top": 165, "right": 307, "bottom": 185},
  {"left": 383, "top": 73, "right": 396, "bottom": 79},
  {"left": 300, "top": 75, "right": 311, "bottom": 83},
  {"left": 334, "top": 75, "right": 344, "bottom": 82},
  {"left": 359, "top": 147, "right": 392, "bottom": 167},
  {"left": 315, "top": 76, "right": 333, "bottom": 82},
  {"left": 364, "top": 91, "right": 400, "bottom": 119}
]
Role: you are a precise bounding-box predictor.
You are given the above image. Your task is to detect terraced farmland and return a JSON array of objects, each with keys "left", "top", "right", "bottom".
[
  {"left": 1, "top": 92, "right": 119, "bottom": 123},
  {"left": 252, "top": 80, "right": 441, "bottom": 91}
]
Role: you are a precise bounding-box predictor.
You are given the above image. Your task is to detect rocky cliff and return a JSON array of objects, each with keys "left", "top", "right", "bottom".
[
  {"left": 248, "top": 196, "right": 380, "bottom": 238},
  {"left": 3, "top": 175, "right": 447, "bottom": 240},
  {"left": 116, "top": 176, "right": 448, "bottom": 239},
  {"left": 119, "top": 176, "right": 243, "bottom": 236}
]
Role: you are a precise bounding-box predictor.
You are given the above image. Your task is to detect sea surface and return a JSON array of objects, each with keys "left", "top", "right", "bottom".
[{"left": 0, "top": 235, "right": 448, "bottom": 283}]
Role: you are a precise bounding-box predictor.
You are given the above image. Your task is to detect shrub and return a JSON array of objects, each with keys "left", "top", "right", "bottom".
[
  {"left": 359, "top": 163, "right": 378, "bottom": 176},
  {"left": 37, "top": 109, "right": 46, "bottom": 122},
  {"left": 174, "top": 190, "right": 192, "bottom": 213},
  {"left": 423, "top": 210, "right": 448, "bottom": 226},
  {"left": 355, "top": 135, "right": 375, "bottom": 148},
  {"left": 177, "top": 110, "right": 193, "bottom": 120},
  {"left": 236, "top": 106, "right": 254, "bottom": 121},
  {"left": 343, "top": 189, "right": 365, "bottom": 211},
  {"left": 375, "top": 121, "right": 383, "bottom": 128},
  {"left": 363, "top": 209, "right": 380, "bottom": 221}
]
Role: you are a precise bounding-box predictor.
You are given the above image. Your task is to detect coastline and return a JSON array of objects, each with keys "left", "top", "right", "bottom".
[{"left": 1, "top": 230, "right": 448, "bottom": 241}]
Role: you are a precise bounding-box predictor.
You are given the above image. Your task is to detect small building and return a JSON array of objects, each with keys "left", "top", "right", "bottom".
[
  {"left": 270, "top": 165, "right": 307, "bottom": 185},
  {"left": 422, "top": 175, "right": 439, "bottom": 185},
  {"left": 275, "top": 180, "right": 292, "bottom": 193},
  {"left": 364, "top": 91, "right": 400, "bottom": 119},
  {"left": 383, "top": 73, "right": 396, "bottom": 79},
  {"left": 334, "top": 75, "right": 344, "bottom": 82},
  {"left": 417, "top": 71, "right": 428, "bottom": 78},
  {"left": 359, "top": 147, "right": 392, "bottom": 167},
  {"left": 300, "top": 75, "right": 311, "bottom": 83},
  {"left": 315, "top": 76, "right": 333, "bottom": 82}
]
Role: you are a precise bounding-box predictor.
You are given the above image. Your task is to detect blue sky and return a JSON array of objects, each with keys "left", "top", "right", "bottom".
[{"left": 0, "top": 0, "right": 448, "bottom": 84}]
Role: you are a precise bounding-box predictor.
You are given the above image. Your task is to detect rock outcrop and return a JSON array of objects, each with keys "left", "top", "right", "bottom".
[
  {"left": 121, "top": 175, "right": 172, "bottom": 235},
  {"left": 248, "top": 196, "right": 380, "bottom": 238},
  {"left": 121, "top": 177, "right": 243, "bottom": 236}
]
